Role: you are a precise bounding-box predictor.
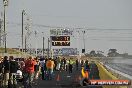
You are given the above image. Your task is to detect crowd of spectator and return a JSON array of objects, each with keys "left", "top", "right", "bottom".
[{"left": 0, "top": 55, "right": 90, "bottom": 88}]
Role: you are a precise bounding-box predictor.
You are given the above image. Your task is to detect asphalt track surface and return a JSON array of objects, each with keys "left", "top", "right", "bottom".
[
  {"left": 19, "top": 62, "right": 102, "bottom": 88},
  {"left": 103, "top": 58, "right": 132, "bottom": 77}
]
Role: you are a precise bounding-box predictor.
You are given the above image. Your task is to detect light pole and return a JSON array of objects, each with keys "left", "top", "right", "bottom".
[
  {"left": 3, "top": 0, "right": 8, "bottom": 53},
  {"left": 82, "top": 30, "right": 86, "bottom": 54},
  {"left": 18, "top": 45, "right": 20, "bottom": 51},
  {"left": 42, "top": 32, "right": 45, "bottom": 58},
  {"left": 22, "top": 10, "right": 26, "bottom": 53},
  {"left": 0, "top": 19, "right": 2, "bottom": 47},
  {"left": 18, "top": 45, "right": 20, "bottom": 58},
  {"left": 49, "top": 37, "right": 52, "bottom": 58},
  {"left": 76, "top": 30, "right": 80, "bottom": 54},
  {"left": 25, "top": 34, "right": 27, "bottom": 53},
  {"left": 24, "top": 17, "right": 31, "bottom": 55},
  {"left": 43, "top": 37, "right": 45, "bottom": 58},
  {"left": 35, "top": 30, "right": 38, "bottom": 57},
  {"left": 30, "top": 44, "right": 31, "bottom": 55},
  {"left": 47, "top": 38, "right": 49, "bottom": 59}
]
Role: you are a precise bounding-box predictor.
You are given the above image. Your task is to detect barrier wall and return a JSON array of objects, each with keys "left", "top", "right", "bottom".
[
  {"left": 0, "top": 53, "right": 32, "bottom": 58},
  {"left": 96, "top": 62, "right": 128, "bottom": 88}
]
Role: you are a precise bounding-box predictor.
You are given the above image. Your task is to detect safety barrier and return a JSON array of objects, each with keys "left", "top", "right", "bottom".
[{"left": 96, "top": 62, "right": 128, "bottom": 88}]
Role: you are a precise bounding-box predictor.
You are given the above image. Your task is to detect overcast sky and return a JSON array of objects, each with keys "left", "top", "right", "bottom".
[{"left": 0, "top": 0, "right": 132, "bottom": 55}]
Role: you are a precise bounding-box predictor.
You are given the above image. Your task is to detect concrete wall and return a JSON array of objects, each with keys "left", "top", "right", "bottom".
[{"left": 0, "top": 53, "right": 32, "bottom": 58}]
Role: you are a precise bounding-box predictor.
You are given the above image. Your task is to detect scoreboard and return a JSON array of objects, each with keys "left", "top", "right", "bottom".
[
  {"left": 52, "top": 41, "right": 70, "bottom": 46},
  {"left": 51, "top": 36, "right": 70, "bottom": 41},
  {"left": 51, "top": 36, "right": 70, "bottom": 46}
]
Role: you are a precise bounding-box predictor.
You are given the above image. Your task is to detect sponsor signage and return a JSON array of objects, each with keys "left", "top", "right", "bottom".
[
  {"left": 62, "top": 48, "right": 77, "bottom": 55},
  {"left": 50, "top": 29, "right": 73, "bottom": 36},
  {"left": 53, "top": 48, "right": 77, "bottom": 55}
]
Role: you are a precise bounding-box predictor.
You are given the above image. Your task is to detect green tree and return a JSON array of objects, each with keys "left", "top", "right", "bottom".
[
  {"left": 90, "top": 50, "right": 96, "bottom": 56},
  {"left": 107, "top": 49, "right": 119, "bottom": 57}
]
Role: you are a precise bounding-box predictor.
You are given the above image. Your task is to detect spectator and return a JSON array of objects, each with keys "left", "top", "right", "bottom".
[
  {"left": 40, "top": 58, "right": 46, "bottom": 80},
  {"left": 34, "top": 57, "right": 40, "bottom": 79},
  {"left": 19, "top": 58, "right": 25, "bottom": 71},
  {"left": 3, "top": 56, "right": 10, "bottom": 88},
  {"left": 9, "top": 56, "right": 19, "bottom": 88},
  {"left": 54, "top": 57, "right": 57, "bottom": 71},
  {"left": 69, "top": 59, "right": 73, "bottom": 73},
  {"left": 84, "top": 59, "right": 90, "bottom": 72},
  {"left": 81, "top": 60, "right": 84, "bottom": 67},
  {"left": 23, "top": 56, "right": 35, "bottom": 88},
  {"left": 46, "top": 58, "right": 55, "bottom": 80},
  {"left": 0, "top": 57, "right": 4, "bottom": 87},
  {"left": 56, "top": 57, "right": 61, "bottom": 71},
  {"left": 65, "top": 59, "right": 68, "bottom": 71},
  {"left": 76, "top": 59, "right": 79, "bottom": 70},
  {"left": 63, "top": 57, "right": 66, "bottom": 71}
]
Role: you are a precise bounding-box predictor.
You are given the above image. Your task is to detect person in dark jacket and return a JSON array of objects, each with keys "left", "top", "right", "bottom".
[
  {"left": 63, "top": 57, "right": 66, "bottom": 71},
  {"left": 0, "top": 57, "right": 4, "bottom": 87},
  {"left": 0, "top": 57, "right": 4, "bottom": 73},
  {"left": 9, "top": 56, "right": 19, "bottom": 88},
  {"left": 84, "top": 60, "right": 90, "bottom": 72},
  {"left": 69, "top": 59, "right": 73, "bottom": 73},
  {"left": 3, "top": 56, "right": 10, "bottom": 88},
  {"left": 76, "top": 59, "right": 79, "bottom": 70},
  {"left": 34, "top": 57, "right": 40, "bottom": 79}
]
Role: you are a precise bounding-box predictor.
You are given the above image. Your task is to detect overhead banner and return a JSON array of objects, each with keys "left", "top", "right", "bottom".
[{"left": 50, "top": 29, "right": 73, "bottom": 36}]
